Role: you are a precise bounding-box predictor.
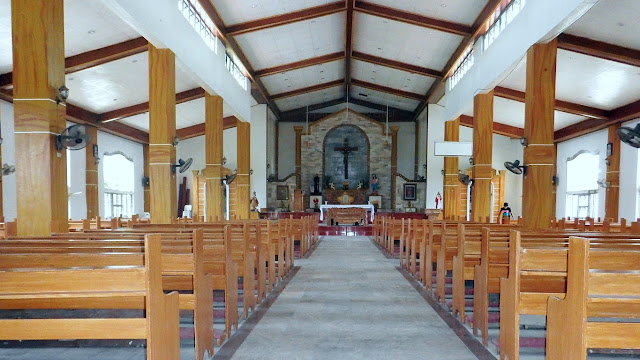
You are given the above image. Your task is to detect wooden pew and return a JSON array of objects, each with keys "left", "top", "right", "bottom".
[
  {"left": 0, "top": 234, "right": 180, "bottom": 360},
  {"left": 546, "top": 237, "right": 640, "bottom": 359}
]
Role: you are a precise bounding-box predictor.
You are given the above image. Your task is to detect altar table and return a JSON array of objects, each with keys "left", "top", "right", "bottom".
[{"left": 319, "top": 204, "right": 375, "bottom": 222}]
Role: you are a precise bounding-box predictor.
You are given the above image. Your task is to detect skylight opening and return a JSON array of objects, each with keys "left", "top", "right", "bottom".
[
  {"left": 226, "top": 53, "right": 249, "bottom": 91},
  {"left": 179, "top": 0, "right": 218, "bottom": 54},
  {"left": 448, "top": 46, "right": 474, "bottom": 91},
  {"left": 482, "top": 0, "right": 527, "bottom": 52}
]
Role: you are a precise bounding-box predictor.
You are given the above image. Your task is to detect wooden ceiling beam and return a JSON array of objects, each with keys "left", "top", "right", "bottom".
[
  {"left": 198, "top": 0, "right": 282, "bottom": 119},
  {"left": 254, "top": 52, "right": 345, "bottom": 77},
  {"left": 99, "top": 87, "right": 205, "bottom": 122},
  {"left": 352, "top": 51, "right": 442, "bottom": 79},
  {"left": 354, "top": 1, "right": 471, "bottom": 36},
  {"left": 557, "top": 33, "right": 640, "bottom": 68},
  {"left": 226, "top": 2, "right": 346, "bottom": 36},
  {"left": 412, "top": 0, "right": 504, "bottom": 120},
  {"left": 271, "top": 79, "right": 344, "bottom": 100},
  {"left": 351, "top": 79, "right": 424, "bottom": 101},
  {"left": 0, "top": 37, "right": 148, "bottom": 89},
  {"left": 348, "top": 97, "right": 413, "bottom": 118},
  {"left": 176, "top": 116, "right": 238, "bottom": 140},
  {"left": 459, "top": 114, "right": 524, "bottom": 139},
  {"left": 494, "top": 86, "right": 609, "bottom": 120}
]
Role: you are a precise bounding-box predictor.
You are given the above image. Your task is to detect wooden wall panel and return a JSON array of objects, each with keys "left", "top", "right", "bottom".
[
  {"left": 471, "top": 91, "right": 493, "bottom": 222},
  {"left": 236, "top": 121, "right": 251, "bottom": 219},
  {"left": 443, "top": 118, "right": 460, "bottom": 220},
  {"left": 204, "top": 93, "right": 224, "bottom": 221},
  {"left": 148, "top": 45, "right": 176, "bottom": 224},
  {"left": 523, "top": 40, "right": 557, "bottom": 229}
]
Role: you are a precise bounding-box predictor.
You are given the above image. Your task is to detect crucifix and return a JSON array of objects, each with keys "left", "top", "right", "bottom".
[{"left": 334, "top": 138, "right": 358, "bottom": 179}]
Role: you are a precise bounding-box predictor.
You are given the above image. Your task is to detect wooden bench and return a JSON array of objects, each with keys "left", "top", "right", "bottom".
[
  {"left": 546, "top": 236, "right": 640, "bottom": 359},
  {"left": 0, "top": 234, "right": 180, "bottom": 360}
]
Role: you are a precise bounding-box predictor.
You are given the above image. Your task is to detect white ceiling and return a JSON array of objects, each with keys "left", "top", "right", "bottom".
[
  {"left": 275, "top": 84, "right": 344, "bottom": 111},
  {"left": 234, "top": 12, "right": 345, "bottom": 71},
  {"left": 67, "top": 52, "right": 201, "bottom": 114},
  {"left": 352, "top": 12, "right": 464, "bottom": 71},
  {"left": 0, "top": 0, "right": 140, "bottom": 74},
  {"left": 364, "top": 0, "right": 487, "bottom": 25},
  {"left": 351, "top": 59, "right": 435, "bottom": 94},
  {"left": 565, "top": 0, "right": 640, "bottom": 51},
  {"left": 350, "top": 85, "right": 419, "bottom": 112},
  {"left": 212, "top": 0, "right": 336, "bottom": 26},
  {"left": 118, "top": 97, "right": 236, "bottom": 132},
  {"left": 311, "top": 102, "right": 385, "bottom": 114},
  {"left": 261, "top": 59, "right": 344, "bottom": 95}
]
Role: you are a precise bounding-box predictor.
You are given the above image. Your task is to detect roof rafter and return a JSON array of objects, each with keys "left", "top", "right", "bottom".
[
  {"left": 352, "top": 51, "right": 442, "bottom": 79},
  {"left": 254, "top": 52, "right": 345, "bottom": 77},
  {"left": 0, "top": 37, "right": 149, "bottom": 89},
  {"left": 175, "top": 116, "right": 238, "bottom": 140},
  {"left": 557, "top": 33, "right": 640, "bottom": 68},
  {"left": 99, "top": 88, "right": 205, "bottom": 122},
  {"left": 494, "top": 86, "right": 609, "bottom": 120},
  {"left": 354, "top": 1, "right": 472, "bottom": 37},
  {"left": 226, "top": 2, "right": 346, "bottom": 36},
  {"left": 459, "top": 114, "right": 524, "bottom": 139},
  {"left": 351, "top": 79, "right": 424, "bottom": 101},
  {"left": 271, "top": 79, "right": 344, "bottom": 100}
]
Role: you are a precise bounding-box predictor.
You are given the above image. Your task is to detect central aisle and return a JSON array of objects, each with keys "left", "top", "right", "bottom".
[{"left": 227, "top": 236, "right": 479, "bottom": 360}]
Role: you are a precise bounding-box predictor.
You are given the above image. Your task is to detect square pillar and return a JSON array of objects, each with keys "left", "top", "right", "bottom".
[
  {"left": 471, "top": 91, "right": 494, "bottom": 222},
  {"left": 443, "top": 118, "right": 460, "bottom": 220},
  {"left": 203, "top": 93, "right": 224, "bottom": 221},
  {"left": 605, "top": 124, "right": 621, "bottom": 221},
  {"left": 85, "top": 125, "right": 99, "bottom": 219},
  {"left": 236, "top": 121, "right": 251, "bottom": 219}
]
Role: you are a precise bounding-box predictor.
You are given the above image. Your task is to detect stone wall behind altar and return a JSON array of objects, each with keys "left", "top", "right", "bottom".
[{"left": 301, "top": 110, "right": 392, "bottom": 209}]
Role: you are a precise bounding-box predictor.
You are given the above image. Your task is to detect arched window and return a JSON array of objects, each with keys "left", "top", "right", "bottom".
[
  {"left": 565, "top": 151, "right": 599, "bottom": 219},
  {"left": 103, "top": 152, "right": 134, "bottom": 218}
]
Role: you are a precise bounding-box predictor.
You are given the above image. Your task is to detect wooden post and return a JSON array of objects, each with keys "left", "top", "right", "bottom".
[
  {"left": 0, "top": 105, "right": 3, "bottom": 220},
  {"left": 391, "top": 126, "right": 400, "bottom": 211},
  {"left": 523, "top": 40, "right": 557, "bottom": 229},
  {"left": 471, "top": 91, "right": 494, "bottom": 222},
  {"left": 143, "top": 144, "right": 150, "bottom": 213},
  {"left": 12, "top": 0, "right": 68, "bottom": 235},
  {"left": 148, "top": 44, "right": 177, "bottom": 224},
  {"left": 443, "top": 118, "right": 460, "bottom": 220},
  {"left": 203, "top": 93, "right": 224, "bottom": 221},
  {"left": 294, "top": 125, "right": 303, "bottom": 189},
  {"left": 85, "top": 126, "right": 99, "bottom": 220},
  {"left": 605, "top": 124, "right": 621, "bottom": 221},
  {"left": 236, "top": 121, "right": 251, "bottom": 219}
]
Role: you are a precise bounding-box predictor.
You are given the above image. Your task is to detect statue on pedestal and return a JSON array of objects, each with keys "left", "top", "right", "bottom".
[
  {"left": 312, "top": 174, "right": 321, "bottom": 195},
  {"left": 371, "top": 174, "right": 379, "bottom": 195},
  {"left": 250, "top": 191, "right": 259, "bottom": 212}
]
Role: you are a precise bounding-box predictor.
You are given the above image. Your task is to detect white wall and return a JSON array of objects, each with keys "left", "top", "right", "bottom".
[
  {"left": 278, "top": 123, "right": 297, "bottom": 178},
  {"left": 250, "top": 105, "right": 268, "bottom": 209},
  {"left": 267, "top": 112, "right": 277, "bottom": 179},
  {"left": 619, "top": 119, "right": 640, "bottom": 220},
  {"left": 395, "top": 122, "right": 416, "bottom": 178},
  {"left": 0, "top": 100, "right": 16, "bottom": 221},
  {"left": 426, "top": 104, "right": 446, "bottom": 209},
  {"left": 98, "top": 131, "right": 145, "bottom": 217},
  {"left": 67, "top": 144, "right": 87, "bottom": 220},
  {"left": 492, "top": 133, "right": 523, "bottom": 218},
  {"left": 556, "top": 129, "right": 607, "bottom": 219}
]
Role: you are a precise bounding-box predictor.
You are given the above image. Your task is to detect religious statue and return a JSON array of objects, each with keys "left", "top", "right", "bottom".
[
  {"left": 334, "top": 138, "right": 358, "bottom": 179},
  {"left": 357, "top": 181, "right": 363, "bottom": 190},
  {"left": 329, "top": 182, "right": 336, "bottom": 190},
  {"left": 313, "top": 174, "right": 321, "bottom": 195},
  {"left": 250, "top": 191, "right": 259, "bottom": 212},
  {"left": 371, "top": 174, "right": 379, "bottom": 194},
  {"left": 342, "top": 181, "right": 350, "bottom": 190}
]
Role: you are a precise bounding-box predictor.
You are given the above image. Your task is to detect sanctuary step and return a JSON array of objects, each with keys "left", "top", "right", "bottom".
[{"left": 318, "top": 225, "right": 372, "bottom": 236}]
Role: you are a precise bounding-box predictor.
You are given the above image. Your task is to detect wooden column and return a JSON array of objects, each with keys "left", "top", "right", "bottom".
[
  {"left": 471, "top": 91, "right": 494, "bottom": 222},
  {"left": 12, "top": 0, "right": 68, "bottom": 235},
  {"left": 236, "top": 121, "right": 251, "bottom": 219},
  {"left": 275, "top": 122, "right": 280, "bottom": 177},
  {"left": 523, "top": 40, "right": 557, "bottom": 229},
  {"left": 294, "top": 125, "right": 303, "bottom": 189},
  {"left": 143, "top": 144, "right": 150, "bottom": 213},
  {"left": 390, "top": 126, "right": 400, "bottom": 211},
  {"left": 443, "top": 118, "right": 460, "bottom": 220},
  {"left": 148, "top": 44, "right": 176, "bottom": 224},
  {"left": 85, "top": 126, "right": 99, "bottom": 220},
  {"left": 203, "top": 93, "right": 224, "bottom": 221},
  {"left": 605, "top": 124, "right": 621, "bottom": 221}
]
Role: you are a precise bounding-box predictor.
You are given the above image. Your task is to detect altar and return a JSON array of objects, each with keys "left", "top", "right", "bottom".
[
  {"left": 320, "top": 204, "right": 375, "bottom": 222},
  {"left": 324, "top": 189, "right": 368, "bottom": 205}
]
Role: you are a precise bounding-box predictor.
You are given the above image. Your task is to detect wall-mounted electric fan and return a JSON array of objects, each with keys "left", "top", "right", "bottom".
[
  {"left": 597, "top": 179, "right": 610, "bottom": 189},
  {"left": 1, "top": 163, "right": 15, "bottom": 176},
  {"left": 617, "top": 124, "right": 640, "bottom": 148},
  {"left": 222, "top": 173, "right": 237, "bottom": 185},
  {"left": 504, "top": 160, "right": 526, "bottom": 175},
  {"left": 171, "top": 158, "right": 193, "bottom": 174},
  {"left": 56, "top": 125, "right": 91, "bottom": 151},
  {"left": 458, "top": 173, "right": 471, "bottom": 185}
]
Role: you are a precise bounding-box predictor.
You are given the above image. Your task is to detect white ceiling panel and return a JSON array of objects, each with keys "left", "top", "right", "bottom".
[
  {"left": 275, "top": 85, "right": 344, "bottom": 111},
  {"left": 363, "top": 0, "right": 487, "bottom": 26},
  {"left": 262, "top": 59, "right": 344, "bottom": 95},
  {"left": 310, "top": 102, "right": 385, "bottom": 114},
  {"left": 235, "top": 13, "right": 345, "bottom": 71},
  {"left": 350, "top": 85, "right": 419, "bottom": 112},
  {"left": 353, "top": 12, "right": 463, "bottom": 71},
  {"left": 0, "top": 0, "right": 141, "bottom": 74},
  {"left": 566, "top": 0, "right": 640, "bottom": 51},
  {"left": 118, "top": 99, "right": 236, "bottom": 132},
  {"left": 351, "top": 59, "right": 434, "bottom": 95},
  {"left": 212, "top": 0, "right": 336, "bottom": 26},
  {"left": 66, "top": 52, "right": 200, "bottom": 114},
  {"left": 463, "top": 97, "right": 588, "bottom": 131}
]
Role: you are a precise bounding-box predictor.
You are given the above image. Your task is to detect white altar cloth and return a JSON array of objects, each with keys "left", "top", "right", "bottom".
[{"left": 319, "top": 204, "right": 375, "bottom": 222}]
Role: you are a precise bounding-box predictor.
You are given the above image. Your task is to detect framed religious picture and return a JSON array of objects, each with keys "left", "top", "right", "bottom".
[
  {"left": 403, "top": 183, "right": 417, "bottom": 201},
  {"left": 276, "top": 185, "right": 289, "bottom": 200}
]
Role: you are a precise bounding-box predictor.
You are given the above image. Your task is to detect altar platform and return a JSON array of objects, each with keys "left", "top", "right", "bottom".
[{"left": 318, "top": 225, "right": 373, "bottom": 236}]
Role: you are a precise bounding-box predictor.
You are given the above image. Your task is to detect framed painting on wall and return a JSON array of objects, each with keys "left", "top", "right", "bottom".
[
  {"left": 276, "top": 185, "right": 289, "bottom": 200},
  {"left": 403, "top": 184, "right": 417, "bottom": 201}
]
